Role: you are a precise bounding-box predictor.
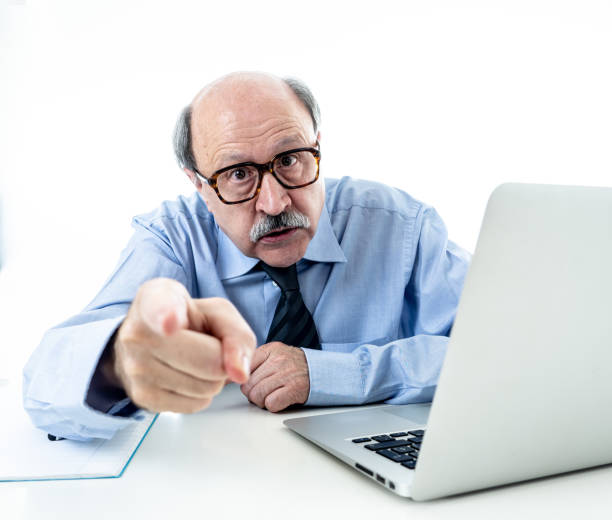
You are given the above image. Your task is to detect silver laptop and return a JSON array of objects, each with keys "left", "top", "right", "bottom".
[{"left": 284, "top": 183, "right": 612, "bottom": 500}]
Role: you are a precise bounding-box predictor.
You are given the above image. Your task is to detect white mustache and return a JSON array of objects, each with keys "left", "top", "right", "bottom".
[{"left": 250, "top": 211, "right": 311, "bottom": 243}]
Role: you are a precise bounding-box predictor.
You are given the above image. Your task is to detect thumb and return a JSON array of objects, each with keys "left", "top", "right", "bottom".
[
  {"left": 190, "top": 297, "right": 256, "bottom": 383},
  {"left": 222, "top": 335, "right": 252, "bottom": 384},
  {"left": 137, "top": 278, "right": 190, "bottom": 336}
]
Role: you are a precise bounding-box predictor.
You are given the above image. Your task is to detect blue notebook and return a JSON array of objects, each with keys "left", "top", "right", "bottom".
[{"left": 0, "top": 378, "right": 157, "bottom": 482}]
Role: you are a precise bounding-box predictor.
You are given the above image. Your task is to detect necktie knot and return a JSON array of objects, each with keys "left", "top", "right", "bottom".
[{"left": 260, "top": 262, "right": 299, "bottom": 292}]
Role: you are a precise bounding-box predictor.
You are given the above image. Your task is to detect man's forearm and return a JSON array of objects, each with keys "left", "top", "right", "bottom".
[
  {"left": 303, "top": 335, "right": 449, "bottom": 406},
  {"left": 23, "top": 314, "right": 137, "bottom": 441}
]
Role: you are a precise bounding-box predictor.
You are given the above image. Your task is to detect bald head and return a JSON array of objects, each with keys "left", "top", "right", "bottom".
[
  {"left": 192, "top": 72, "right": 293, "bottom": 113},
  {"left": 191, "top": 73, "right": 311, "bottom": 161},
  {"left": 173, "top": 73, "right": 320, "bottom": 171}
]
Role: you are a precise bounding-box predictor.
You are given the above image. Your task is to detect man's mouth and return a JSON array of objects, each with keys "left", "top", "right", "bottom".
[{"left": 259, "top": 227, "right": 299, "bottom": 243}]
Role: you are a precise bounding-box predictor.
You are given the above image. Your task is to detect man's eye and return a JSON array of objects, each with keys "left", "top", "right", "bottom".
[
  {"left": 279, "top": 154, "right": 297, "bottom": 167},
  {"left": 230, "top": 168, "right": 249, "bottom": 180}
]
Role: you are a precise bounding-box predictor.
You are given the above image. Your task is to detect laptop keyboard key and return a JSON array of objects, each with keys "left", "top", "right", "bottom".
[
  {"left": 401, "top": 461, "right": 417, "bottom": 470},
  {"left": 377, "top": 450, "right": 414, "bottom": 463},
  {"left": 364, "top": 440, "right": 411, "bottom": 451},
  {"left": 389, "top": 431, "right": 409, "bottom": 437},
  {"left": 371, "top": 435, "right": 394, "bottom": 442},
  {"left": 391, "top": 446, "right": 412, "bottom": 454},
  {"left": 351, "top": 437, "right": 372, "bottom": 443},
  {"left": 408, "top": 430, "right": 425, "bottom": 437}
]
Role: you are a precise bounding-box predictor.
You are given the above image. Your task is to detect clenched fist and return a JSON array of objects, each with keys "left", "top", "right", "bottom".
[{"left": 240, "top": 342, "right": 310, "bottom": 412}]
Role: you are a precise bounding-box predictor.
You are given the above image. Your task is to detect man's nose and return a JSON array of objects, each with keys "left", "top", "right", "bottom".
[{"left": 255, "top": 173, "right": 291, "bottom": 216}]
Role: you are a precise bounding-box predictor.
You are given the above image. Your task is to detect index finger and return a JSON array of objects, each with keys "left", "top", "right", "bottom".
[
  {"left": 136, "top": 278, "right": 190, "bottom": 336},
  {"left": 191, "top": 297, "right": 257, "bottom": 384}
]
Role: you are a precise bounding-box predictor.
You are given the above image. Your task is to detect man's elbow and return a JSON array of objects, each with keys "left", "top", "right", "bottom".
[{"left": 23, "top": 396, "right": 114, "bottom": 442}]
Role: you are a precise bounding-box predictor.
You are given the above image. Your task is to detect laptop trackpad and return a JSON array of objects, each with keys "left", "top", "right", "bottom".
[{"left": 381, "top": 403, "right": 431, "bottom": 426}]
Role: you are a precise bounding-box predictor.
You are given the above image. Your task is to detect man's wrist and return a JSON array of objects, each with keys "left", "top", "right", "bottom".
[
  {"left": 86, "top": 328, "right": 130, "bottom": 413},
  {"left": 99, "top": 331, "right": 122, "bottom": 389}
]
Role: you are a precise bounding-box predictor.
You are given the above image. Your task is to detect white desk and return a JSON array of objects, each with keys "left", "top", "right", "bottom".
[{"left": 2, "top": 383, "right": 612, "bottom": 520}]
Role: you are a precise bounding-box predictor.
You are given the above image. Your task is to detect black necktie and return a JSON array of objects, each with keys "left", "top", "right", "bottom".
[{"left": 260, "top": 262, "right": 321, "bottom": 350}]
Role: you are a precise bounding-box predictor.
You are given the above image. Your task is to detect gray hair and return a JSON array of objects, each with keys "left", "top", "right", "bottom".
[{"left": 173, "top": 77, "right": 321, "bottom": 172}]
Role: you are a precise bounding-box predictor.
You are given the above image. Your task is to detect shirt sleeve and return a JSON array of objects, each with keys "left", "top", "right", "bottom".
[
  {"left": 22, "top": 220, "right": 190, "bottom": 441},
  {"left": 304, "top": 206, "right": 471, "bottom": 406}
]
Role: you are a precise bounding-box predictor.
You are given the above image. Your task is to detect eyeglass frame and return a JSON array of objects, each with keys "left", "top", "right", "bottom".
[{"left": 191, "top": 142, "right": 321, "bottom": 205}]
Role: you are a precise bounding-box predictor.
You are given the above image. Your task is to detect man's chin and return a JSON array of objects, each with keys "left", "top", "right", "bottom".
[{"left": 255, "top": 232, "right": 309, "bottom": 267}]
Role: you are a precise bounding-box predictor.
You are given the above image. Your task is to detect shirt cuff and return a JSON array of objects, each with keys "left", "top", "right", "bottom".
[
  {"left": 23, "top": 316, "right": 139, "bottom": 440},
  {"left": 85, "top": 327, "right": 140, "bottom": 417},
  {"left": 302, "top": 348, "right": 365, "bottom": 406}
]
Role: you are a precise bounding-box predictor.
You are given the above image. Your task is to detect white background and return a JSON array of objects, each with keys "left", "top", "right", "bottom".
[{"left": 1, "top": 0, "right": 611, "bottom": 376}]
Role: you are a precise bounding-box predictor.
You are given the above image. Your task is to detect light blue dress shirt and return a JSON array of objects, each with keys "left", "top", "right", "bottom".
[{"left": 23, "top": 177, "right": 471, "bottom": 441}]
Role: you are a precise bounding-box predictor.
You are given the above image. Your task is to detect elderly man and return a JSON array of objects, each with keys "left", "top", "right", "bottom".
[{"left": 23, "top": 72, "right": 470, "bottom": 441}]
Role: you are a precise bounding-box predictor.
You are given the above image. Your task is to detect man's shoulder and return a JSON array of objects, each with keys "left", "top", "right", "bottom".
[
  {"left": 133, "top": 192, "right": 212, "bottom": 229},
  {"left": 325, "top": 176, "right": 423, "bottom": 220}
]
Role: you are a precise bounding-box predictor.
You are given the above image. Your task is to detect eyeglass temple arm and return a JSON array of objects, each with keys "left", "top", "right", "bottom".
[{"left": 193, "top": 169, "right": 211, "bottom": 185}]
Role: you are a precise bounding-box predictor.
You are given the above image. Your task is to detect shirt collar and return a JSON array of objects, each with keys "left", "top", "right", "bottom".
[
  {"left": 216, "top": 203, "right": 347, "bottom": 281},
  {"left": 302, "top": 203, "right": 347, "bottom": 264}
]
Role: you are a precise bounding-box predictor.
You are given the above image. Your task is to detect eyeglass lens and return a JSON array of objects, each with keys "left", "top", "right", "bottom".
[{"left": 216, "top": 150, "right": 317, "bottom": 202}]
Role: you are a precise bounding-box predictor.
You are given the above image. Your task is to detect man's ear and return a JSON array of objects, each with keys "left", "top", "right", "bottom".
[
  {"left": 185, "top": 167, "right": 213, "bottom": 209},
  {"left": 183, "top": 167, "right": 202, "bottom": 189}
]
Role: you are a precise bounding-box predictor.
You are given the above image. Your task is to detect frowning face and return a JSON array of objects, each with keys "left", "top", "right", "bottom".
[{"left": 185, "top": 75, "right": 325, "bottom": 267}]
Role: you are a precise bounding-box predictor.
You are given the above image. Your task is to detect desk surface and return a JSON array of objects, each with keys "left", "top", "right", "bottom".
[{"left": 2, "top": 383, "right": 612, "bottom": 520}]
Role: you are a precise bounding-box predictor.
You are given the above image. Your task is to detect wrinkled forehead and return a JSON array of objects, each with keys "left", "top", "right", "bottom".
[
  {"left": 190, "top": 79, "right": 315, "bottom": 167},
  {"left": 194, "top": 78, "right": 311, "bottom": 131}
]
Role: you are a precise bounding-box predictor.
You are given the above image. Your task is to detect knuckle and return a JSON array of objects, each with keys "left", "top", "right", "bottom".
[
  {"left": 248, "top": 388, "right": 265, "bottom": 408},
  {"left": 119, "top": 356, "right": 137, "bottom": 379},
  {"left": 129, "top": 386, "right": 151, "bottom": 409},
  {"left": 118, "top": 320, "right": 152, "bottom": 351},
  {"left": 117, "top": 320, "right": 140, "bottom": 346},
  {"left": 210, "top": 379, "right": 225, "bottom": 396},
  {"left": 192, "top": 379, "right": 223, "bottom": 399},
  {"left": 264, "top": 394, "right": 282, "bottom": 412},
  {"left": 122, "top": 356, "right": 144, "bottom": 379},
  {"left": 175, "top": 397, "right": 212, "bottom": 414},
  {"left": 248, "top": 387, "right": 260, "bottom": 404},
  {"left": 167, "top": 401, "right": 189, "bottom": 414},
  {"left": 196, "top": 397, "right": 213, "bottom": 411},
  {"left": 260, "top": 345, "right": 273, "bottom": 360},
  {"left": 177, "top": 401, "right": 198, "bottom": 414}
]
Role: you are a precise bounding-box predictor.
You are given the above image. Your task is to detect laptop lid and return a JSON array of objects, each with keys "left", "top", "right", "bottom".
[{"left": 411, "top": 183, "right": 612, "bottom": 500}]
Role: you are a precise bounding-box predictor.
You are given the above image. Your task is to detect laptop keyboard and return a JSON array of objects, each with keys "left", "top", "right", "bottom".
[{"left": 352, "top": 429, "right": 425, "bottom": 470}]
